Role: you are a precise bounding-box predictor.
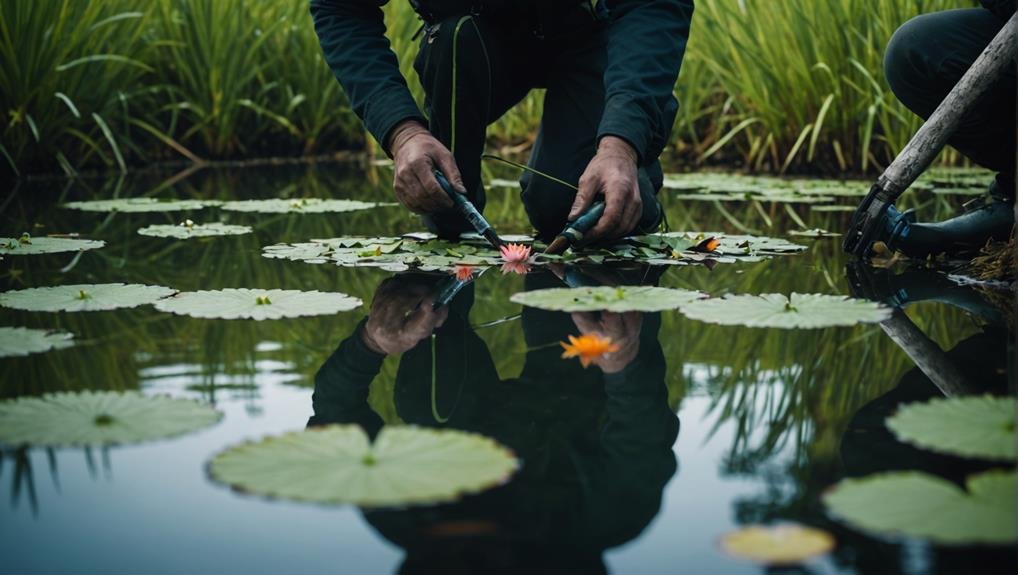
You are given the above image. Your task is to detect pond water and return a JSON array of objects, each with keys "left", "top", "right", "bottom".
[{"left": 2, "top": 161, "right": 1014, "bottom": 574}]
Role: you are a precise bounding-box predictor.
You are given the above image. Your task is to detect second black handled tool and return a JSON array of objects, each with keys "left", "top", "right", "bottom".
[
  {"left": 433, "top": 168, "right": 503, "bottom": 249},
  {"left": 544, "top": 201, "right": 606, "bottom": 255}
]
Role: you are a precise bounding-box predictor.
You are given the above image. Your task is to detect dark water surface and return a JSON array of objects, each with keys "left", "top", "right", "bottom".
[{"left": 2, "top": 162, "right": 1014, "bottom": 574}]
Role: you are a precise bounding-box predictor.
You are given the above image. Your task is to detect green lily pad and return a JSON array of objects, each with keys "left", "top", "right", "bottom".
[
  {"left": 679, "top": 293, "right": 891, "bottom": 329},
  {"left": 719, "top": 524, "right": 835, "bottom": 565},
  {"left": 788, "top": 228, "right": 841, "bottom": 238},
  {"left": 810, "top": 205, "right": 857, "bottom": 212},
  {"left": 510, "top": 286, "right": 706, "bottom": 312},
  {"left": 0, "top": 391, "right": 221, "bottom": 447},
  {"left": 138, "top": 222, "right": 252, "bottom": 239},
  {"left": 672, "top": 192, "right": 833, "bottom": 204},
  {"left": 153, "top": 288, "right": 362, "bottom": 320},
  {"left": 655, "top": 233, "right": 807, "bottom": 255},
  {"left": 0, "top": 235, "right": 105, "bottom": 255},
  {"left": 823, "top": 470, "right": 1017, "bottom": 545},
  {"left": 886, "top": 395, "right": 1016, "bottom": 461},
  {"left": 0, "top": 327, "right": 73, "bottom": 357},
  {"left": 64, "top": 198, "right": 221, "bottom": 212},
  {"left": 220, "top": 198, "right": 395, "bottom": 214},
  {"left": 209, "top": 424, "right": 519, "bottom": 506},
  {"left": 0, "top": 283, "right": 176, "bottom": 312}
]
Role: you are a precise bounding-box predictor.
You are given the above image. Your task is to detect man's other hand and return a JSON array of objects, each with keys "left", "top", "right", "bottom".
[
  {"left": 570, "top": 136, "right": 642, "bottom": 242},
  {"left": 388, "top": 120, "right": 465, "bottom": 214}
]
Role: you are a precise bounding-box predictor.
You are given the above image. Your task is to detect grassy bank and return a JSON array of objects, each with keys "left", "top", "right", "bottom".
[{"left": 1, "top": 0, "right": 971, "bottom": 177}]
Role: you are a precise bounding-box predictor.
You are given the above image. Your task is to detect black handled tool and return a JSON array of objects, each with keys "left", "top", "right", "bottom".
[
  {"left": 433, "top": 168, "right": 503, "bottom": 250},
  {"left": 544, "top": 201, "right": 606, "bottom": 255}
]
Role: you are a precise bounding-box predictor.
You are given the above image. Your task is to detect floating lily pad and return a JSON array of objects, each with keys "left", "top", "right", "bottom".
[
  {"left": 886, "top": 395, "right": 1016, "bottom": 461},
  {"left": 679, "top": 293, "right": 891, "bottom": 329},
  {"left": 823, "top": 470, "right": 1017, "bottom": 545},
  {"left": 64, "top": 198, "right": 221, "bottom": 212},
  {"left": 209, "top": 424, "right": 519, "bottom": 506},
  {"left": 220, "top": 198, "right": 395, "bottom": 214},
  {"left": 0, "top": 283, "right": 176, "bottom": 312},
  {"left": 0, "top": 327, "right": 73, "bottom": 357},
  {"left": 0, "top": 391, "right": 221, "bottom": 447},
  {"left": 788, "top": 228, "right": 841, "bottom": 238},
  {"left": 0, "top": 235, "right": 105, "bottom": 255},
  {"left": 138, "top": 222, "right": 252, "bottom": 239},
  {"left": 153, "top": 288, "right": 362, "bottom": 320},
  {"left": 719, "top": 524, "right": 835, "bottom": 565},
  {"left": 511, "top": 286, "right": 706, "bottom": 312},
  {"left": 672, "top": 192, "right": 833, "bottom": 204}
]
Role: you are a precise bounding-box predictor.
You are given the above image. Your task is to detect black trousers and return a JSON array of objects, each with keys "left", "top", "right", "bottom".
[
  {"left": 412, "top": 10, "right": 664, "bottom": 240},
  {"left": 884, "top": 8, "right": 1016, "bottom": 192}
]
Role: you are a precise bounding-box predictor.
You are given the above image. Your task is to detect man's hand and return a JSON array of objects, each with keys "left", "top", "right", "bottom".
[
  {"left": 388, "top": 120, "right": 466, "bottom": 214},
  {"left": 570, "top": 136, "right": 642, "bottom": 241},
  {"left": 361, "top": 276, "right": 448, "bottom": 355},
  {"left": 570, "top": 311, "right": 643, "bottom": 373}
]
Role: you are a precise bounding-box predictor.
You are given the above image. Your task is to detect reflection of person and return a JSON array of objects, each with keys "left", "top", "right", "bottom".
[
  {"left": 878, "top": 1, "right": 1015, "bottom": 255},
  {"left": 309, "top": 0, "right": 693, "bottom": 242},
  {"left": 309, "top": 271, "right": 678, "bottom": 573}
]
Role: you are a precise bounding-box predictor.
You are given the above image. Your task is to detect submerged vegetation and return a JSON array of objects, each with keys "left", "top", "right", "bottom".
[{"left": 1, "top": 0, "right": 972, "bottom": 176}]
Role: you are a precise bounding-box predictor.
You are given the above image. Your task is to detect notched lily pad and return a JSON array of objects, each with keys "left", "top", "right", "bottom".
[
  {"left": 220, "top": 198, "right": 396, "bottom": 214},
  {"left": 0, "top": 391, "right": 221, "bottom": 447},
  {"left": 788, "top": 228, "right": 841, "bottom": 238},
  {"left": 0, "top": 327, "right": 73, "bottom": 357},
  {"left": 138, "top": 221, "right": 252, "bottom": 239},
  {"left": 0, "top": 234, "right": 105, "bottom": 255},
  {"left": 510, "top": 286, "right": 706, "bottom": 312},
  {"left": 154, "top": 288, "right": 362, "bottom": 320},
  {"left": 64, "top": 198, "right": 221, "bottom": 213},
  {"left": 0, "top": 283, "right": 176, "bottom": 312},
  {"left": 886, "top": 395, "right": 1016, "bottom": 461},
  {"left": 679, "top": 293, "right": 891, "bottom": 329},
  {"left": 209, "top": 424, "right": 519, "bottom": 507},
  {"left": 823, "top": 470, "right": 1017, "bottom": 545},
  {"left": 719, "top": 524, "right": 835, "bottom": 565}
]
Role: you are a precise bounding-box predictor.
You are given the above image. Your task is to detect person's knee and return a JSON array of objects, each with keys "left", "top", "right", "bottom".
[
  {"left": 883, "top": 14, "right": 938, "bottom": 98},
  {"left": 520, "top": 179, "right": 575, "bottom": 240}
]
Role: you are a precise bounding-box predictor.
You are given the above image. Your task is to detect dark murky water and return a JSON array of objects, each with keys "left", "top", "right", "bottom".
[{"left": 2, "top": 161, "right": 1013, "bottom": 574}]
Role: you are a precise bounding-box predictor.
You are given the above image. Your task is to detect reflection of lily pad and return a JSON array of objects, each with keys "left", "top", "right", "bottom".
[
  {"left": 679, "top": 293, "right": 891, "bottom": 329},
  {"left": 719, "top": 524, "right": 835, "bottom": 565},
  {"left": 64, "top": 198, "right": 221, "bottom": 212},
  {"left": 0, "top": 327, "right": 74, "bottom": 357},
  {"left": 154, "top": 288, "right": 361, "bottom": 320},
  {"left": 0, "top": 391, "right": 221, "bottom": 447},
  {"left": 886, "top": 395, "right": 1016, "bottom": 461},
  {"left": 511, "top": 286, "right": 706, "bottom": 312},
  {"left": 823, "top": 470, "right": 1017, "bottom": 545},
  {"left": 220, "top": 198, "right": 395, "bottom": 214},
  {"left": 209, "top": 424, "right": 519, "bottom": 506},
  {"left": 138, "top": 222, "right": 252, "bottom": 239},
  {"left": 0, "top": 283, "right": 176, "bottom": 312},
  {"left": 0, "top": 235, "right": 105, "bottom": 255}
]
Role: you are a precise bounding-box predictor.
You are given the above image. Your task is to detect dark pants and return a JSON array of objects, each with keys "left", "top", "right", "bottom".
[
  {"left": 884, "top": 8, "right": 1016, "bottom": 194},
  {"left": 412, "top": 9, "right": 664, "bottom": 240}
]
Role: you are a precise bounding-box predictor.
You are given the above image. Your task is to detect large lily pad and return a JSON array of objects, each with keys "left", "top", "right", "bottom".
[
  {"left": 510, "top": 286, "right": 706, "bottom": 312},
  {"left": 719, "top": 524, "right": 835, "bottom": 565},
  {"left": 0, "top": 327, "right": 73, "bottom": 357},
  {"left": 0, "top": 391, "right": 221, "bottom": 447},
  {"left": 220, "top": 198, "right": 395, "bottom": 214},
  {"left": 0, "top": 235, "right": 105, "bottom": 255},
  {"left": 0, "top": 283, "right": 176, "bottom": 312},
  {"left": 64, "top": 198, "right": 221, "bottom": 212},
  {"left": 679, "top": 293, "right": 891, "bottom": 329},
  {"left": 209, "top": 424, "right": 519, "bottom": 506},
  {"left": 154, "top": 288, "right": 362, "bottom": 320},
  {"left": 886, "top": 396, "right": 1016, "bottom": 461},
  {"left": 138, "top": 222, "right": 252, "bottom": 239},
  {"left": 823, "top": 470, "right": 1017, "bottom": 545}
]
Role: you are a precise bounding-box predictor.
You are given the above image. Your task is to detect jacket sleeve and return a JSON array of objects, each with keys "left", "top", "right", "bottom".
[
  {"left": 597, "top": 0, "right": 694, "bottom": 165},
  {"left": 308, "top": 320, "right": 387, "bottom": 438},
  {"left": 310, "top": 0, "right": 427, "bottom": 152},
  {"left": 979, "top": 0, "right": 1016, "bottom": 19}
]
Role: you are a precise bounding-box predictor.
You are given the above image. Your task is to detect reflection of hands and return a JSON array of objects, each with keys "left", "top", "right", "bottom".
[
  {"left": 361, "top": 278, "right": 448, "bottom": 355},
  {"left": 570, "top": 311, "right": 643, "bottom": 373}
]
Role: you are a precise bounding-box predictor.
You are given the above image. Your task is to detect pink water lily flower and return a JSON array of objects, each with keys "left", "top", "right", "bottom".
[
  {"left": 453, "top": 264, "right": 474, "bottom": 282},
  {"left": 499, "top": 243, "right": 531, "bottom": 263}
]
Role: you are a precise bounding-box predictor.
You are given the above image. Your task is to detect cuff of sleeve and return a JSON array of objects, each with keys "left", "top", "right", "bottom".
[
  {"left": 364, "top": 91, "right": 427, "bottom": 157},
  {"left": 597, "top": 96, "right": 651, "bottom": 165},
  {"left": 349, "top": 319, "right": 387, "bottom": 369}
]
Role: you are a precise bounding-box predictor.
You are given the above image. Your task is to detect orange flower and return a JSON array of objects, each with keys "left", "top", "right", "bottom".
[
  {"left": 499, "top": 243, "right": 532, "bottom": 263},
  {"left": 453, "top": 264, "right": 474, "bottom": 281},
  {"left": 692, "top": 236, "right": 720, "bottom": 253},
  {"left": 560, "top": 333, "right": 620, "bottom": 368}
]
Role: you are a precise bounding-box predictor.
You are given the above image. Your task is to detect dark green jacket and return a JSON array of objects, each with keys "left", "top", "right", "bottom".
[
  {"left": 980, "top": 0, "right": 1016, "bottom": 19},
  {"left": 309, "top": 0, "right": 694, "bottom": 163}
]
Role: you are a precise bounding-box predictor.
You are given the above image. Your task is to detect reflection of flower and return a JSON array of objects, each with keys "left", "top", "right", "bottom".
[
  {"left": 499, "top": 243, "right": 531, "bottom": 263},
  {"left": 500, "top": 260, "right": 531, "bottom": 275},
  {"left": 560, "top": 333, "right": 620, "bottom": 368},
  {"left": 453, "top": 265, "right": 474, "bottom": 282}
]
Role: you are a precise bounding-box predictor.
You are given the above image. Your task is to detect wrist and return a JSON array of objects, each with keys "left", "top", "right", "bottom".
[
  {"left": 359, "top": 322, "right": 387, "bottom": 355},
  {"left": 387, "top": 120, "right": 429, "bottom": 158},
  {"left": 597, "top": 135, "right": 638, "bottom": 164}
]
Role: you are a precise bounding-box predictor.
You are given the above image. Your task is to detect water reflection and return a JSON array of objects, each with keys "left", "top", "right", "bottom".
[{"left": 310, "top": 269, "right": 677, "bottom": 573}]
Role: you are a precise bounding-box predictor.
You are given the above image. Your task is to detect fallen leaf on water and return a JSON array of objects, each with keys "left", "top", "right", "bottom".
[
  {"left": 718, "top": 523, "right": 835, "bottom": 565},
  {"left": 692, "top": 236, "right": 721, "bottom": 252}
]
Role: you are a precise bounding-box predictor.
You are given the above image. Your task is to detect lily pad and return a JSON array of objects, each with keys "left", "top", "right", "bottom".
[
  {"left": 0, "top": 235, "right": 105, "bottom": 255},
  {"left": 823, "top": 470, "right": 1017, "bottom": 545},
  {"left": 138, "top": 222, "right": 252, "bottom": 239},
  {"left": 810, "top": 205, "right": 857, "bottom": 212},
  {"left": 886, "top": 395, "right": 1016, "bottom": 461},
  {"left": 510, "top": 286, "right": 706, "bottom": 312},
  {"left": 0, "top": 283, "right": 176, "bottom": 312},
  {"left": 0, "top": 327, "right": 73, "bottom": 357},
  {"left": 64, "top": 198, "right": 221, "bottom": 212},
  {"left": 209, "top": 424, "right": 519, "bottom": 506},
  {"left": 220, "top": 198, "right": 395, "bottom": 214},
  {"left": 153, "top": 288, "right": 362, "bottom": 320},
  {"left": 788, "top": 228, "right": 841, "bottom": 238},
  {"left": 0, "top": 391, "right": 221, "bottom": 447},
  {"left": 719, "top": 524, "right": 835, "bottom": 565},
  {"left": 679, "top": 293, "right": 891, "bottom": 329}
]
